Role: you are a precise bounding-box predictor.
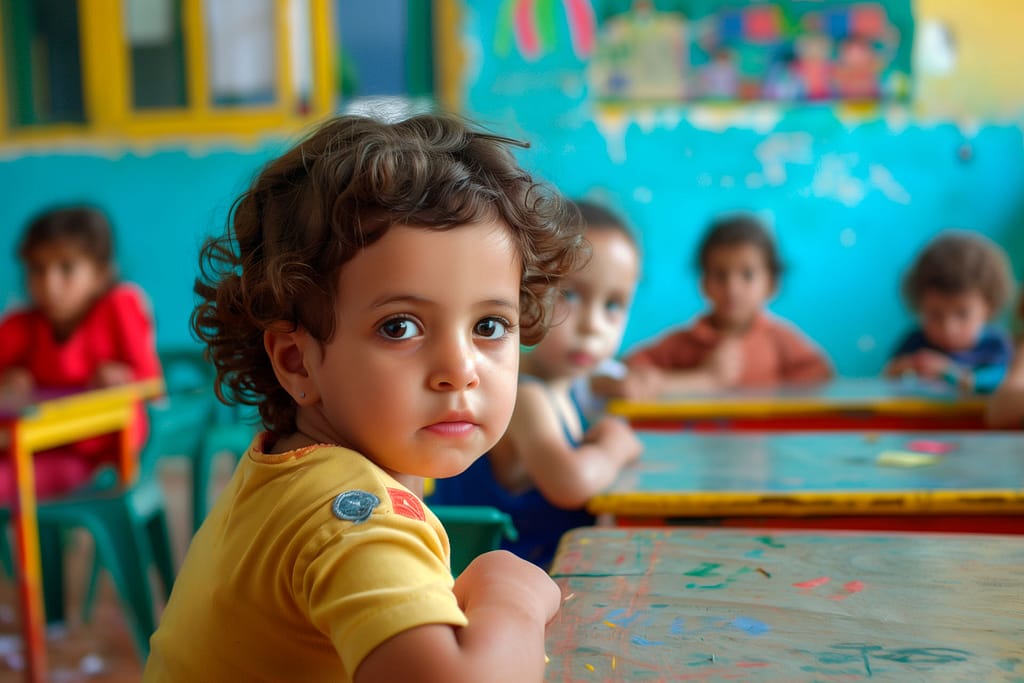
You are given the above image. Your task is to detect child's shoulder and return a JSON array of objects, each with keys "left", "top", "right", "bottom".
[
  {"left": 0, "top": 304, "right": 42, "bottom": 330},
  {"left": 248, "top": 442, "right": 431, "bottom": 529},
  {"left": 760, "top": 312, "right": 812, "bottom": 335},
  {"left": 101, "top": 282, "right": 152, "bottom": 310}
]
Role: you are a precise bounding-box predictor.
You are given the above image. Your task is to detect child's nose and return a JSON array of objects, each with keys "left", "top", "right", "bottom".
[
  {"left": 428, "top": 334, "right": 480, "bottom": 392},
  {"left": 579, "top": 302, "right": 602, "bottom": 334}
]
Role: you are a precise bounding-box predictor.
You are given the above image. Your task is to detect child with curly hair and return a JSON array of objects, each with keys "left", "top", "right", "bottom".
[{"left": 144, "top": 114, "right": 586, "bottom": 682}]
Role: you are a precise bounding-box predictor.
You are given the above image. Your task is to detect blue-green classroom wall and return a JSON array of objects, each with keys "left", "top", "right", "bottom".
[
  {"left": 2, "top": 5, "right": 1024, "bottom": 376},
  {"left": 0, "top": 144, "right": 283, "bottom": 350},
  {"left": 459, "top": 3, "right": 1024, "bottom": 375}
]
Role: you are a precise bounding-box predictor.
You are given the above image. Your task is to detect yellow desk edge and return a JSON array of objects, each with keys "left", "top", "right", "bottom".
[{"left": 588, "top": 488, "right": 1024, "bottom": 517}]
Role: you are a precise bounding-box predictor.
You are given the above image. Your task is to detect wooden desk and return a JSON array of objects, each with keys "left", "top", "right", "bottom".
[
  {"left": 0, "top": 380, "right": 163, "bottom": 683},
  {"left": 589, "top": 431, "right": 1024, "bottom": 533},
  {"left": 546, "top": 527, "right": 1024, "bottom": 682},
  {"left": 608, "top": 377, "right": 988, "bottom": 430}
]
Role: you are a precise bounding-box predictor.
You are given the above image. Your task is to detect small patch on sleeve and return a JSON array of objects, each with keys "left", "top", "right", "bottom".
[
  {"left": 331, "top": 490, "right": 380, "bottom": 524},
  {"left": 386, "top": 488, "right": 426, "bottom": 521}
]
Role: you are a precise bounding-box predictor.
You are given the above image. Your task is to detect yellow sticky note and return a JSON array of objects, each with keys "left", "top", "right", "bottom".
[{"left": 876, "top": 450, "right": 938, "bottom": 467}]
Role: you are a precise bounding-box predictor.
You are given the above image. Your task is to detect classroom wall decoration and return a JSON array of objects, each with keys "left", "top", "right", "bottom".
[{"left": 583, "top": 0, "right": 913, "bottom": 104}]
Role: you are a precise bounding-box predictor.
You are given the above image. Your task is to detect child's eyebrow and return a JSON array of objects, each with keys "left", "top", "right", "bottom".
[{"left": 368, "top": 295, "right": 519, "bottom": 313}]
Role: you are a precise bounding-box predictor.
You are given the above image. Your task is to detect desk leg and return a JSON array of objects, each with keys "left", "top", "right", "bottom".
[
  {"left": 119, "top": 412, "right": 137, "bottom": 484},
  {"left": 10, "top": 425, "right": 47, "bottom": 683}
]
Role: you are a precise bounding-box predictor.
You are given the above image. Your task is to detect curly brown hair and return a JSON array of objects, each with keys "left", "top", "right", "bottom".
[
  {"left": 192, "top": 113, "right": 585, "bottom": 436},
  {"left": 902, "top": 230, "right": 1013, "bottom": 315}
]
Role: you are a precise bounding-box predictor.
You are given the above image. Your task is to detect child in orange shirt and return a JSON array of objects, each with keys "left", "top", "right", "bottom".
[{"left": 597, "top": 213, "right": 832, "bottom": 399}]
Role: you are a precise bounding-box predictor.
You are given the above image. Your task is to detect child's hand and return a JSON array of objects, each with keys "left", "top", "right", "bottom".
[
  {"left": 619, "top": 365, "right": 665, "bottom": 400},
  {"left": 704, "top": 337, "right": 744, "bottom": 388},
  {"left": 910, "top": 350, "right": 952, "bottom": 379},
  {"left": 585, "top": 417, "right": 642, "bottom": 464},
  {"left": 0, "top": 368, "right": 34, "bottom": 398},
  {"left": 93, "top": 362, "right": 135, "bottom": 388},
  {"left": 884, "top": 355, "right": 915, "bottom": 378},
  {"left": 453, "top": 550, "right": 561, "bottom": 625}
]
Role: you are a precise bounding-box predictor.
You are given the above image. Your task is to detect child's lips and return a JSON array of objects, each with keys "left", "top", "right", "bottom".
[
  {"left": 424, "top": 421, "right": 478, "bottom": 437},
  {"left": 568, "top": 351, "right": 597, "bottom": 368},
  {"left": 424, "top": 411, "right": 479, "bottom": 436}
]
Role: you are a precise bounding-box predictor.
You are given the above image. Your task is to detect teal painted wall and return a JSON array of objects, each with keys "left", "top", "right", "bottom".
[
  {"left": 0, "top": 143, "right": 285, "bottom": 349},
  {"left": 458, "top": 3, "right": 1024, "bottom": 375},
  {"left": 2, "top": 4, "right": 1023, "bottom": 377}
]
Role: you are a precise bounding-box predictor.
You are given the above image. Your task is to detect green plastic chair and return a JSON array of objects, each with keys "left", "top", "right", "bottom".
[
  {"left": 191, "top": 414, "right": 257, "bottom": 531},
  {"left": 156, "top": 347, "right": 258, "bottom": 532},
  {"left": 431, "top": 505, "right": 518, "bottom": 576},
  {"left": 37, "top": 389, "right": 212, "bottom": 658},
  {"left": 0, "top": 386, "right": 214, "bottom": 650}
]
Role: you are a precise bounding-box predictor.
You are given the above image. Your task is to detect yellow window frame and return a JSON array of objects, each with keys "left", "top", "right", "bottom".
[{"left": 0, "top": 0, "right": 336, "bottom": 142}]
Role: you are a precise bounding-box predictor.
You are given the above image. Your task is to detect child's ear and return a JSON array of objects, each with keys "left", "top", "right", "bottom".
[{"left": 264, "top": 324, "right": 319, "bottom": 405}]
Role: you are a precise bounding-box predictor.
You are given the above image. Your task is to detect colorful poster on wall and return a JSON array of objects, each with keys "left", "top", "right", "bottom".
[{"left": 585, "top": 0, "right": 913, "bottom": 104}]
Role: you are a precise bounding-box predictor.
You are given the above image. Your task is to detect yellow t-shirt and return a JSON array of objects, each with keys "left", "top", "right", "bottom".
[{"left": 144, "top": 437, "right": 468, "bottom": 682}]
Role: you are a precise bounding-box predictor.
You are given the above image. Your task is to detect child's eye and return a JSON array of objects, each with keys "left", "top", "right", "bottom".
[
  {"left": 474, "top": 317, "right": 509, "bottom": 340},
  {"left": 561, "top": 288, "right": 580, "bottom": 303},
  {"left": 378, "top": 317, "right": 421, "bottom": 340},
  {"left": 605, "top": 299, "right": 626, "bottom": 314}
]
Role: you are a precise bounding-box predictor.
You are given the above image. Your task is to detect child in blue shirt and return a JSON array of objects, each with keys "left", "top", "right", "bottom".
[{"left": 885, "top": 230, "right": 1014, "bottom": 393}]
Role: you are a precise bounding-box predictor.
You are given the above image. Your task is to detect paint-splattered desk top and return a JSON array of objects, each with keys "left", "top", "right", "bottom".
[
  {"left": 606, "top": 377, "right": 986, "bottom": 421},
  {"left": 588, "top": 431, "right": 1024, "bottom": 517},
  {"left": 545, "top": 527, "right": 1024, "bottom": 682}
]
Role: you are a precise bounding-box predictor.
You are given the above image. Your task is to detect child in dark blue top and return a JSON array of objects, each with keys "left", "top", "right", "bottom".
[
  {"left": 885, "top": 230, "right": 1014, "bottom": 393},
  {"left": 433, "top": 200, "right": 643, "bottom": 567}
]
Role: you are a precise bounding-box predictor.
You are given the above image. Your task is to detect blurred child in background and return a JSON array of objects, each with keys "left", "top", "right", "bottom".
[
  {"left": 596, "top": 212, "right": 831, "bottom": 399},
  {"left": 0, "top": 206, "right": 161, "bottom": 500},
  {"left": 145, "top": 114, "right": 582, "bottom": 682},
  {"left": 432, "top": 199, "right": 643, "bottom": 568},
  {"left": 884, "top": 230, "right": 1013, "bottom": 394},
  {"left": 986, "top": 292, "right": 1024, "bottom": 427}
]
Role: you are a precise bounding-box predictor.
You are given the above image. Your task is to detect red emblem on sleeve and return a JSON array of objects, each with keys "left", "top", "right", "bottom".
[{"left": 387, "top": 488, "right": 426, "bottom": 521}]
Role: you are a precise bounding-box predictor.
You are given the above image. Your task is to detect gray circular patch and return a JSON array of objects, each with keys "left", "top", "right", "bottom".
[{"left": 331, "top": 490, "right": 380, "bottom": 524}]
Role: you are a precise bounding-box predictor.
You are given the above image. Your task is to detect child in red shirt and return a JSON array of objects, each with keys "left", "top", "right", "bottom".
[
  {"left": 596, "top": 213, "right": 832, "bottom": 399},
  {"left": 0, "top": 206, "right": 162, "bottom": 499}
]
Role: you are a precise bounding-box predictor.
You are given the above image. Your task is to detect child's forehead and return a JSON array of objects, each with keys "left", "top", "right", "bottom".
[
  {"left": 24, "top": 239, "right": 97, "bottom": 264},
  {"left": 334, "top": 221, "right": 522, "bottom": 299},
  {"left": 920, "top": 287, "right": 988, "bottom": 306},
  {"left": 705, "top": 241, "right": 769, "bottom": 263}
]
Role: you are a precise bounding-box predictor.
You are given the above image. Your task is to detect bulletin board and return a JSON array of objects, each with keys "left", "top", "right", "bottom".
[{"left": 587, "top": 0, "right": 914, "bottom": 103}]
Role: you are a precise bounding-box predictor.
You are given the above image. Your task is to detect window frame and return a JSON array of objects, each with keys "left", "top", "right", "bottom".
[{"left": 0, "top": 0, "right": 336, "bottom": 141}]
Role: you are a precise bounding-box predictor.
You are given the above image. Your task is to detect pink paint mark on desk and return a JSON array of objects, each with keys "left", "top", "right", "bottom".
[
  {"left": 793, "top": 576, "right": 831, "bottom": 589},
  {"left": 906, "top": 439, "right": 958, "bottom": 455},
  {"left": 829, "top": 579, "right": 867, "bottom": 601}
]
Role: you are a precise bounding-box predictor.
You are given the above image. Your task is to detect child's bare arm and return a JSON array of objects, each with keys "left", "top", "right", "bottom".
[
  {"left": 354, "top": 551, "right": 560, "bottom": 683},
  {"left": 985, "top": 343, "right": 1024, "bottom": 427},
  {"left": 512, "top": 383, "right": 641, "bottom": 509}
]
